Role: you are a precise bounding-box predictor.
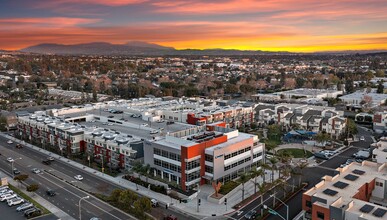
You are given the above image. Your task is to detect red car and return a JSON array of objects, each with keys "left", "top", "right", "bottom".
[{"left": 164, "top": 215, "right": 177, "bottom": 220}]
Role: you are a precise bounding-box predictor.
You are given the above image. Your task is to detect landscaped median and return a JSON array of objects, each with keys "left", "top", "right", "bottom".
[{"left": 8, "top": 184, "right": 51, "bottom": 218}]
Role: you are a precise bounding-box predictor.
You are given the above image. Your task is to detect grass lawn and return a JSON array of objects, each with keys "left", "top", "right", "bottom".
[
  {"left": 277, "top": 148, "right": 313, "bottom": 158},
  {"left": 9, "top": 184, "right": 50, "bottom": 215}
]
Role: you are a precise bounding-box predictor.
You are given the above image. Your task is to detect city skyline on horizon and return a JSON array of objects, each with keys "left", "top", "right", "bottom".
[{"left": 1, "top": 0, "right": 387, "bottom": 52}]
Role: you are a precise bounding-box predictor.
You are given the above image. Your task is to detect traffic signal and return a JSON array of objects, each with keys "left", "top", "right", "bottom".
[
  {"left": 198, "top": 199, "right": 201, "bottom": 206},
  {"left": 224, "top": 198, "right": 227, "bottom": 205}
]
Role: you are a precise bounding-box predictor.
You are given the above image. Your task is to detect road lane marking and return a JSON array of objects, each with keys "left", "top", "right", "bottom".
[{"left": 37, "top": 174, "right": 129, "bottom": 220}]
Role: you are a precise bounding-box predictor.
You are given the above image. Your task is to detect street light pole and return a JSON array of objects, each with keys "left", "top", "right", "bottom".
[
  {"left": 11, "top": 158, "right": 22, "bottom": 178},
  {"left": 79, "top": 196, "right": 90, "bottom": 220},
  {"left": 271, "top": 194, "right": 289, "bottom": 220}
]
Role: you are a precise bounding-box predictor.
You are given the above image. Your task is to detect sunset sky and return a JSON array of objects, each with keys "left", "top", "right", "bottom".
[{"left": 1, "top": 0, "right": 387, "bottom": 52}]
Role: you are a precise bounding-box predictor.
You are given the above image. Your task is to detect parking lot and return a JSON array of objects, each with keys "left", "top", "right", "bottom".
[{"left": 0, "top": 198, "right": 25, "bottom": 220}]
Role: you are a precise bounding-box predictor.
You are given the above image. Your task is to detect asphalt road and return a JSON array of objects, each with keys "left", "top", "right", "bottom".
[
  {"left": 0, "top": 142, "right": 136, "bottom": 220},
  {"left": 0, "top": 134, "right": 192, "bottom": 220}
]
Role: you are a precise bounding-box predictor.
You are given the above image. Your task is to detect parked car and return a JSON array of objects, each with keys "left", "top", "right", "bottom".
[
  {"left": 8, "top": 197, "right": 24, "bottom": 206},
  {"left": 7, "top": 140, "right": 13, "bottom": 144},
  {"left": 141, "top": 123, "right": 149, "bottom": 127},
  {"left": 16, "top": 203, "right": 33, "bottom": 212},
  {"left": 157, "top": 119, "right": 165, "bottom": 123},
  {"left": 244, "top": 210, "right": 257, "bottom": 220},
  {"left": 360, "top": 136, "right": 365, "bottom": 141},
  {"left": 353, "top": 149, "right": 370, "bottom": 159},
  {"left": 314, "top": 152, "right": 330, "bottom": 160},
  {"left": 46, "top": 190, "right": 56, "bottom": 197},
  {"left": 166, "top": 121, "right": 174, "bottom": 125},
  {"left": 7, "top": 157, "right": 14, "bottom": 163},
  {"left": 24, "top": 208, "right": 41, "bottom": 218},
  {"left": 13, "top": 168, "right": 20, "bottom": 175},
  {"left": 0, "top": 186, "right": 9, "bottom": 191},
  {"left": 107, "top": 123, "right": 113, "bottom": 126},
  {"left": 74, "top": 175, "right": 83, "bottom": 181},
  {"left": 31, "top": 168, "right": 41, "bottom": 174},
  {"left": 151, "top": 199, "right": 159, "bottom": 207},
  {"left": 1, "top": 193, "right": 17, "bottom": 201},
  {"left": 0, "top": 190, "right": 13, "bottom": 196}
]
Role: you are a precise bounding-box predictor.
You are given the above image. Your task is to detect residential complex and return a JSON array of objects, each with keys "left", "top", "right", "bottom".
[
  {"left": 255, "top": 103, "right": 346, "bottom": 138},
  {"left": 302, "top": 161, "right": 387, "bottom": 220},
  {"left": 372, "top": 137, "right": 387, "bottom": 164}
]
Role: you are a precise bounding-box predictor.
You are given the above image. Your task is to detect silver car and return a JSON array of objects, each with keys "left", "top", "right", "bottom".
[{"left": 16, "top": 203, "right": 33, "bottom": 212}]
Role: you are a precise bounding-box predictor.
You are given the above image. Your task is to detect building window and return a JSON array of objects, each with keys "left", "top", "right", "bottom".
[
  {"left": 253, "top": 152, "right": 262, "bottom": 159},
  {"left": 162, "top": 150, "right": 169, "bottom": 158},
  {"left": 376, "top": 181, "right": 384, "bottom": 187},
  {"left": 205, "top": 165, "right": 213, "bottom": 174},
  {"left": 154, "top": 159, "right": 161, "bottom": 166},
  {"left": 154, "top": 148, "right": 161, "bottom": 155},
  {"left": 205, "top": 154, "right": 213, "bottom": 162},
  {"left": 306, "top": 200, "right": 312, "bottom": 208},
  {"left": 186, "top": 159, "right": 200, "bottom": 170},
  {"left": 317, "top": 212, "right": 324, "bottom": 220}
]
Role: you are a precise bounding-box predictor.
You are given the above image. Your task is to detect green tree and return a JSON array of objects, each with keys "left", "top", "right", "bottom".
[
  {"left": 377, "top": 82, "right": 384, "bottom": 94},
  {"left": 109, "top": 189, "right": 123, "bottom": 203},
  {"left": 14, "top": 174, "right": 29, "bottom": 187},
  {"left": 0, "top": 115, "right": 7, "bottom": 131},
  {"left": 345, "top": 80, "right": 354, "bottom": 93},
  {"left": 296, "top": 77, "right": 305, "bottom": 88},
  {"left": 238, "top": 173, "right": 250, "bottom": 201},
  {"left": 118, "top": 190, "right": 138, "bottom": 210},
  {"left": 315, "top": 132, "right": 330, "bottom": 144},
  {"left": 27, "top": 184, "right": 39, "bottom": 195},
  {"left": 346, "top": 119, "right": 358, "bottom": 137},
  {"left": 249, "top": 166, "right": 264, "bottom": 194},
  {"left": 133, "top": 197, "right": 151, "bottom": 218},
  {"left": 92, "top": 88, "right": 98, "bottom": 102}
]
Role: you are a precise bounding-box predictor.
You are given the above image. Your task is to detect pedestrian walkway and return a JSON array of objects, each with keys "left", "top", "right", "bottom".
[
  {"left": 0, "top": 170, "right": 74, "bottom": 220},
  {"left": 3, "top": 133, "right": 278, "bottom": 218}
]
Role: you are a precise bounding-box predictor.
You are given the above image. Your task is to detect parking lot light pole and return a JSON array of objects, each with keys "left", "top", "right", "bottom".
[{"left": 79, "top": 195, "right": 90, "bottom": 220}]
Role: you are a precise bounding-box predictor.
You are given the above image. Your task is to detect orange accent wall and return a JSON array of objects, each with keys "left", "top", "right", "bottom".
[
  {"left": 302, "top": 194, "right": 312, "bottom": 212},
  {"left": 312, "top": 203, "right": 330, "bottom": 220},
  {"left": 180, "top": 135, "right": 228, "bottom": 190},
  {"left": 353, "top": 179, "right": 376, "bottom": 202}
]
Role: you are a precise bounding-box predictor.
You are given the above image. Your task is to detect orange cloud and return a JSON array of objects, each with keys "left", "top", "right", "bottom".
[{"left": 0, "top": 17, "right": 100, "bottom": 28}]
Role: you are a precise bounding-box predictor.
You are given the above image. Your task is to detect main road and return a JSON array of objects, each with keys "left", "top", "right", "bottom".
[{"left": 0, "top": 134, "right": 191, "bottom": 220}]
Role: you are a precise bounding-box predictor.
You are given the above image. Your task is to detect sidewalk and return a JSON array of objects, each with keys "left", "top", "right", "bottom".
[
  {"left": 0, "top": 170, "right": 74, "bottom": 220},
  {"left": 4, "top": 134, "right": 277, "bottom": 218}
]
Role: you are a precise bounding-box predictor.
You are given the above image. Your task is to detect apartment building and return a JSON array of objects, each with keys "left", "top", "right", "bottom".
[
  {"left": 186, "top": 105, "right": 254, "bottom": 128},
  {"left": 256, "top": 104, "right": 346, "bottom": 138},
  {"left": 17, "top": 114, "right": 139, "bottom": 169},
  {"left": 302, "top": 161, "right": 387, "bottom": 220},
  {"left": 372, "top": 137, "right": 387, "bottom": 164},
  {"left": 144, "top": 123, "right": 264, "bottom": 191},
  {"left": 373, "top": 111, "right": 387, "bottom": 134}
]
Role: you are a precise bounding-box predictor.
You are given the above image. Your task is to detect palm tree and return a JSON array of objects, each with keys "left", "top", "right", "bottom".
[
  {"left": 260, "top": 162, "right": 271, "bottom": 183},
  {"left": 297, "top": 159, "right": 309, "bottom": 186},
  {"left": 238, "top": 173, "right": 250, "bottom": 201},
  {"left": 257, "top": 182, "right": 267, "bottom": 205},
  {"left": 269, "top": 157, "right": 278, "bottom": 183},
  {"left": 249, "top": 166, "right": 264, "bottom": 194}
]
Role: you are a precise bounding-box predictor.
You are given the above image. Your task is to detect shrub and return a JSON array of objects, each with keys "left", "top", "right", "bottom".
[{"left": 219, "top": 181, "right": 239, "bottom": 195}]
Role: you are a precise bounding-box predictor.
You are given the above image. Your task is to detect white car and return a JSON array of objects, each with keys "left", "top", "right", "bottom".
[
  {"left": 31, "top": 168, "right": 41, "bottom": 174},
  {"left": 7, "top": 157, "right": 14, "bottom": 163},
  {"left": 107, "top": 123, "right": 113, "bottom": 126},
  {"left": 0, "top": 194, "right": 16, "bottom": 202},
  {"left": 7, "top": 140, "right": 13, "bottom": 144},
  {"left": 141, "top": 123, "right": 148, "bottom": 127},
  {"left": 150, "top": 130, "right": 159, "bottom": 134},
  {"left": 47, "top": 157, "right": 55, "bottom": 161},
  {"left": 74, "top": 175, "right": 83, "bottom": 181},
  {"left": 8, "top": 197, "right": 24, "bottom": 206},
  {"left": 360, "top": 136, "right": 365, "bottom": 141}
]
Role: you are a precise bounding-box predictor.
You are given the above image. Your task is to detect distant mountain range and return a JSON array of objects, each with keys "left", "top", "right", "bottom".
[
  {"left": 20, "top": 41, "right": 290, "bottom": 56},
  {"left": 15, "top": 41, "right": 387, "bottom": 56}
]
